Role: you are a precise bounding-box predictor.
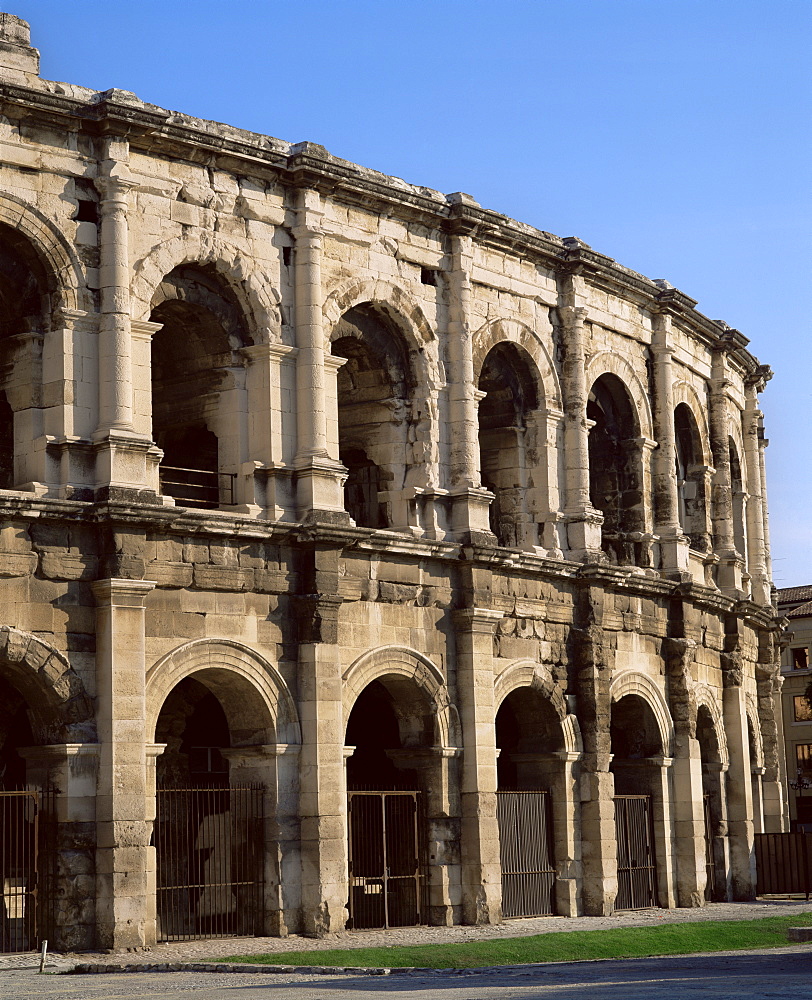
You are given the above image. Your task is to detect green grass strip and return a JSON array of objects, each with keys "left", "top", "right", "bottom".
[{"left": 219, "top": 912, "right": 812, "bottom": 969}]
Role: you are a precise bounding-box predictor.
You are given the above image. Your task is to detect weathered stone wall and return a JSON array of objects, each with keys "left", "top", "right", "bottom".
[{"left": 0, "top": 13, "right": 787, "bottom": 950}]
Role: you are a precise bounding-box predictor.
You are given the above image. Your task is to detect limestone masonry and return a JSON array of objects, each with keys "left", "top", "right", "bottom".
[{"left": 0, "top": 13, "right": 787, "bottom": 952}]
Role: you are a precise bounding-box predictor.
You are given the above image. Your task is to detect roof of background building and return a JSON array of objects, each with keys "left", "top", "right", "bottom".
[
  {"left": 786, "top": 600, "right": 812, "bottom": 620},
  {"left": 777, "top": 585, "right": 812, "bottom": 605}
]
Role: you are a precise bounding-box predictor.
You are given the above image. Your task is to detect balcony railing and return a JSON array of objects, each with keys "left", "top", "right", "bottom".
[{"left": 159, "top": 465, "right": 235, "bottom": 510}]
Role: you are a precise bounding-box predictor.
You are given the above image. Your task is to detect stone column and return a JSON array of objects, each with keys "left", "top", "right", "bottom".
[
  {"left": 651, "top": 313, "right": 690, "bottom": 575},
  {"left": 709, "top": 347, "right": 744, "bottom": 595},
  {"left": 445, "top": 208, "right": 494, "bottom": 541},
  {"left": 296, "top": 551, "right": 347, "bottom": 934},
  {"left": 559, "top": 304, "right": 603, "bottom": 560},
  {"left": 721, "top": 678, "right": 756, "bottom": 899},
  {"left": 743, "top": 374, "right": 771, "bottom": 605},
  {"left": 758, "top": 426, "right": 774, "bottom": 588},
  {"left": 92, "top": 577, "right": 155, "bottom": 949},
  {"left": 665, "top": 637, "right": 707, "bottom": 906},
  {"left": 453, "top": 605, "right": 503, "bottom": 924},
  {"left": 647, "top": 756, "right": 677, "bottom": 908},
  {"left": 292, "top": 191, "right": 347, "bottom": 520},
  {"left": 20, "top": 743, "right": 100, "bottom": 951}
]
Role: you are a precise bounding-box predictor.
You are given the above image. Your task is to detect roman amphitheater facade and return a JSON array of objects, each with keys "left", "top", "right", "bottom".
[{"left": 0, "top": 14, "right": 786, "bottom": 951}]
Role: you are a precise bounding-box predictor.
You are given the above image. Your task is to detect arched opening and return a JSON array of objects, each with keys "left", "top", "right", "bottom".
[
  {"left": 495, "top": 687, "right": 564, "bottom": 917},
  {"left": 331, "top": 305, "right": 412, "bottom": 529},
  {"left": 477, "top": 343, "right": 540, "bottom": 547},
  {"left": 0, "top": 223, "right": 52, "bottom": 491},
  {"left": 587, "top": 374, "right": 644, "bottom": 565},
  {"left": 729, "top": 438, "right": 747, "bottom": 562},
  {"left": 674, "top": 404, "right": 710, "bottom": 552},
  {"left": 696, "top": 705, "right": 727, "bottom": 900},
  {"left": 747, "top": 714, "right": 767, "bottom": 834},
  {"left": 610, "top": 694, "right": 665, "bottom": 909},
  {"left": 150, "top": 264, "right": 252, "bottom": 510},
  {"left": 152, "top": 673, "right": 267, "bottom": 941},
  {"left": 345, "top": 676, "right": 435, "bottom": 928},
  {"left": 0, "top": 674, "right": 35, "bottom": 791}
]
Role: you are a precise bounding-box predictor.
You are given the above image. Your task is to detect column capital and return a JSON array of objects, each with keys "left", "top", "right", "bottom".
[
  {"left": 559, "top": 304, "right": 588, "bottom": 327},
  {"left": 291, "top": 224, "right": 323, "bottom": 246},
  {"left": 96, "top": 172, "right": 137, "bottom": 202},
  {"left": 452, "top": 606, "right": 503, "bottom": 632},
  {"left": 91, "top": 577, "right": 155, "bottom": 606}
]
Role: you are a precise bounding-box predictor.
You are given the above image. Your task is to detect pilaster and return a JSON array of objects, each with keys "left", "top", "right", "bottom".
[
  {"left": 453, "top": 605, "right": 503, "bottom": 924},
  {"left": 92, "top": 577, "right": 155, "bottom": 949},
  {"left": 743, "top": 372, "right": 771, "bottom": 605},
  {"left": 709, "top": 348, "right": 745, "bottom": 595}
]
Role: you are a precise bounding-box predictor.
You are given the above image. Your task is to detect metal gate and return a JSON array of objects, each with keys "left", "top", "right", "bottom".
[
  {"left": 0, "top": 791, "right": 39, "bottom": 953},
  {"left": 155, "top": 785, "right": 264, "bottom": 942},
  {"left": 614, "top": 794, "right": 658, "bottom": 910},
  {"left": 347, "top": 791, "right": 425, "bottom": 929},
  {"left": 703, "top": 793, "right": 717, "bottom": 902},
  {"left": 496, "top": 790, "right": 556, "bottom": 917}
]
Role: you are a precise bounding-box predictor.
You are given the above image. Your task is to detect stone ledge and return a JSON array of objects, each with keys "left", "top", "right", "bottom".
[{"left": 788, "top": 926, "right": 812, "bottom": 942}]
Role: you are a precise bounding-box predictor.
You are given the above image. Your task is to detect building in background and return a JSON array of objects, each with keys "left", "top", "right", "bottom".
[
  {"left": 0, "top": 13, "right": 786, "bottom": 953},
  {"left": 776, "top": 586, "right": 812, "bottom": 831}
]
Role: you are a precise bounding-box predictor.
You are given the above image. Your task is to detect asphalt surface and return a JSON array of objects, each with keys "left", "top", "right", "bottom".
[{"left": 2, "top": 949, "right": 812, "bottom": 1000}]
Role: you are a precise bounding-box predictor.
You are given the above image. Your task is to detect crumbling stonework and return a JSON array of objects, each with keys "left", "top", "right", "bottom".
[{"left": 0, "top": 13, "right": 786, "bottom": 951}]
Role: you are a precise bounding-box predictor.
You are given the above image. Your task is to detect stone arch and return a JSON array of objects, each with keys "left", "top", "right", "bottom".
[
  {"left": 494, "top": 659, "right": 582, "bottom": 753},
  {"left": 0, "top": 626, "right": 95, "bottom": 743},
  {"left": 0, "top": 194, "right": 89, "bottom": 317},
  {"left": 672, "top": 381, "right": 711, "bottom": 466},
  {"left": 745, "top": 692, "right": 764, "bottom": 769},
  {"left": 323, "top": 277, "right": 436, "bottom": 356},
  {"left": 145, "top": 638, "right": 300, "bottom": 746},
  {"left": 585, "top": 351, "right": 653, "bottom": 440},
  {"left": 472, "top": 317, "right": 561, "bottom": 410},
  {"left": 130, "top": 233, "right": 281, "bottom": 338},
  {"left": 692, "top": 683, "right": 729, "bottom": 767},
  {"left": 342, "top": 646, "right": 460, "bottom": 749},
  {"left": 609, "top": 669, "right": 675, "bottom": 757}
]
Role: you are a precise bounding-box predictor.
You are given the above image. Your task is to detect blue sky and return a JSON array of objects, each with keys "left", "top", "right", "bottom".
[{"left": 12, "top": 0, "right": 812, "bottom": 586}]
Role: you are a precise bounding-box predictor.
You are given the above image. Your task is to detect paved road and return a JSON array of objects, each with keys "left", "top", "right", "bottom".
[{"left": 3, "top": 951, "right": 812, "bottom": 1000}]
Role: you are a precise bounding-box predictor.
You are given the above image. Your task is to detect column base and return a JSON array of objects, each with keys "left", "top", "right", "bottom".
[
  {"left": 293, "top": 455, "right": 349, "bottom": 520},
  {"left": 447, "top": 486, "right": 495, "bottom": 543}
]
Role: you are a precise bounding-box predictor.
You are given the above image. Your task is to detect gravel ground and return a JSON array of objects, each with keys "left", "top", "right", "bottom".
[{"left": 2, "top": 897, "right": 810, "bottom": 972}]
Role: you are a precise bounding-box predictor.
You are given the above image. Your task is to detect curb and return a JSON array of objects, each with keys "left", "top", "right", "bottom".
[{"left": 69, "top": 962, "right": 408, "bottom": 976}]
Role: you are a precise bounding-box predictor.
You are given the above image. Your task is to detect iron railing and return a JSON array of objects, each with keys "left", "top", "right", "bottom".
[
  {"left": 159, "top": 466, "right": 235, "bottom": 509},
  {"left": 155, "top": 785, "right": 264, "bottom": 942},
  {"left": 496, "top": 790, "right": 556, "bottom": 918},
  {"left": 347, "top": 791, "right": 425, "bottom": 929},
  {"left": 703, "top": 793, "right": 717, "bottom": 902},
  {"left": 755, "top": 832, "right": 812, "bottom": 899},
  {"left": 0, "top": 791, "right": 39, "bottom": 953},
  {"left": 615, "top": 794, "right": 658, "bottom": 910}
]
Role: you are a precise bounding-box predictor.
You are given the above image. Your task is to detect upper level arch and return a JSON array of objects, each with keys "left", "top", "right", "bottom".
[
  {"left": 323, "top": 277, "right": 436, "bottom": 358},
  {"left": 585, "top": 352, "right": 653, "bottom": 440},
  {"left": 131, "top": 233, "right": 281, "bottom": 338},
  {"left": 672, "top": 381, "right": 711, "bottom": 467},
  {"left": 0, "top": 194, "right": 88, "bottom": 319},
  {"left": 472, "top": 318, "right": 561, "bottom": 410}
]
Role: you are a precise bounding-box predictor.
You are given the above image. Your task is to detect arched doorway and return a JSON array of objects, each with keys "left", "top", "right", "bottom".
[
  {"left": 696, "top": 704, "right": 728, "bottom": 900},
  {"left": 330, "top": 305, "right": 413, "bottom": 529},
  {"left": 344, "top": 676, "right": 434, "bottom": 929},
  {"left": 150, "top": 264, "right": 252, "bottom": 510},
  {"left": 610, "top": 693, "right": 668, "bottom": 910},
  {"left": 587, "top": 374, "right": 645, "bottom": 565},
  {"left": 153, "top": 675, "right": 265, "bottom": 941},
  {"left": 477, "top": 342, "right": 540, "bottom": 548},
  {"left": 674, "top": 404, "right": 711, "bottom": 553},
  {"left": 495, "top": 687, "right": 564, "bottom": 917}
]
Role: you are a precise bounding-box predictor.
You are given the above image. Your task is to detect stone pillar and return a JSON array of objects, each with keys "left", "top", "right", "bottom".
[
  {"left": 709, "top": 348, "right": 744, "bottom": 595},
  {"left": 20, "top": 744, "right": 100, "bottom": 951},
  {"left": 144, "top": 743, "right": 164, "bottom": 946},
  {"left": 758, "top": 426, "right": 774, "bottom": 589},
  {"left": 292, "top": 189, "right": 347, "bottom": 519},
  {"left": 453, "top": 605, "right": 503, "bottom": 924},
  {"left": 670, "top": 738, "right": 707, "bottom": 907},
  {"left": 92, "top": 577, "right": 155, "bottom": 949},
  {"left": 648, "top": 756, "right": 677, "bottom": 908},
  {"left": 296, "top": 561, "right": 347, "bottom": 935},
  {"left": 743, "top": 375, "right": 770, "bottom": 605},
  {"left": 558, "top": 304, "right": 603, "bottom": 560},
  {"left": 651, "top": 313, "right": 690, "bottom": 575},
  {"left": 721, "top": 680, "right": 756, "bottom": 899},
  {"left": 445, "top": 208, "right": 494, "bottom": 540}
]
